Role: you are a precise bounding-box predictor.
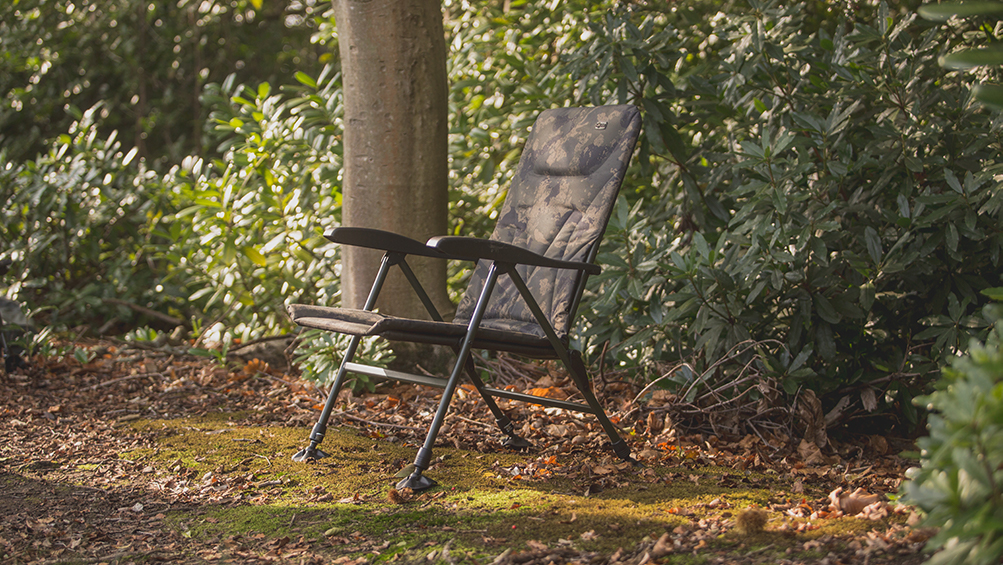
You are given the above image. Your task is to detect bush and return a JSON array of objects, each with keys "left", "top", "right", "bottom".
[
  {"left": 153, "top": 69, "right": 345, "bottom": 343},
  {"left": 8, "top": 0, "right": 1003, "bottom": 437},
  {"left": 0, "top": 0, "right": 324, "bottom": 165},
  {"left": 569, "top": 1, "right": 1003, "bottom": 430},
  {"left": 901, "top": 297, "right": 1003, "bottom": 565},
  {"left": 0, "top": 104, "right": 181, "bottom": 329}
]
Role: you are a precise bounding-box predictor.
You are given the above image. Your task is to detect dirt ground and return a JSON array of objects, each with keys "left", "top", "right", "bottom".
[{"left": 0, "top": 340, "right": 934, "bottom": 564}]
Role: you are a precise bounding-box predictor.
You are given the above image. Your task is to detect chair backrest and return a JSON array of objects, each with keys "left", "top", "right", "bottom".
[{"left": 454, "top": 105, "right": 641, "bottom": 341}]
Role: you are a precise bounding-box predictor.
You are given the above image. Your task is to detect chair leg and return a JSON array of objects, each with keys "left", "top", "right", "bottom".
[
  {"left": 461, "top": 356, "right": 532, "bottom": 449},
  {"left": 293, "top": 252, "right": 397, "bottom": 462},
  {"left": 497, "top": 265, "right": 632, "bottom": 460},
  {"left": 291, "top": 334, "right": 364, "bottom": 462},
  {"left": 395, "top": 352, "right": 467, "bottom": 491},
  {"left": 567, "top": 351, "right": 634, "bottom": 462},
  {"left": 398, "top": 263, "right": 502, "bottom": 491}
]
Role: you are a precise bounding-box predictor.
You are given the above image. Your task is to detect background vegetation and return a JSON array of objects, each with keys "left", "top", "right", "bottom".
[{"left": 4, "top": 0, "right": 1003, "bottom": 434}]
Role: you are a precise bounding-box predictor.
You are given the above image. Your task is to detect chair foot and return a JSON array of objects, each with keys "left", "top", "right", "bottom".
[
  {"left": 609, "top": 439, "right": 634, "bottom": 463},
  {"left": 291, "top": 445, "right": 329, "bottom": 462},
  {"left": 502, "top": 435, "right": 533, "bottom": 449},
  {"left": 396, "top": 471, "right": 438, "bottom": 491}
]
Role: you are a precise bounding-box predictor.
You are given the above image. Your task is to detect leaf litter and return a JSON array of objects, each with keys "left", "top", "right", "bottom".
[{"left": 0, "top": 341, "right": 931, "bottom": 564}]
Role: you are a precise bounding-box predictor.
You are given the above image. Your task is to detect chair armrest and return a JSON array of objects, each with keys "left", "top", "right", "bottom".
[
  {"left": 325, "top": 227, "right": 456, "bottom": 259},
  {"left": 426, "top": 236, "right": 601, "bottom": 275}
]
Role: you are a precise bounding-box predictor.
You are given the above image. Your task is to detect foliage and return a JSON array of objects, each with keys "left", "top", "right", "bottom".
[
  {"left": 0, "top": 104, "right": 181, "bottom": 328},
  {"left": 901, "top": 293, "right": 1003, "bottom": 565},
  {"left": 441, "top": 0, "right": 596, "bottom": 293},
  {"left": 0, "top": 0, "right": 325, "bottom": 165},
  {"left": 919, "top": 1, "right": 1003, "bottom": 108},
  {"left": 572, "top": 0, "right": 1003, "bottom": 428},
  {"left": 292, "top": 328, "right": 394, "bottom": 393},
  {"left": 154, "top": 68, "right": 345, "bottom": 343}
]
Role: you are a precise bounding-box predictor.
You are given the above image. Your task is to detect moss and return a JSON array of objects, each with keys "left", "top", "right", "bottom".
[{"left": 129, "top": 415, "right": 899, "bottom": 562}]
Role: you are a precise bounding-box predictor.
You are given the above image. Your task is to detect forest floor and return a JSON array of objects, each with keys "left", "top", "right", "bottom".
[{"left": 0, "top": 339, "right": 934, "bottom": 564}]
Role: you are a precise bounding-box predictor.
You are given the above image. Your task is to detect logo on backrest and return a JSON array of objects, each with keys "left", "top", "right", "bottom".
[{"left": 595, "top": 121, "right": 607, "bottom": 130}]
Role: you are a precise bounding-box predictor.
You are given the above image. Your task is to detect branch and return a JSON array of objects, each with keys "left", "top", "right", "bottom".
[{"left": 101, "top": 298, "right": 184, "bottom": 327}]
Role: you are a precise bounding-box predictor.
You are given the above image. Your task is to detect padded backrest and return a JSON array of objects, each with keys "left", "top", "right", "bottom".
[{"left": 454, "top": 105, "right": 641, "bottom": 341}]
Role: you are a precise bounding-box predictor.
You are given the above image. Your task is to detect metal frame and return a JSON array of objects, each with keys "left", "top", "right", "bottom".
[
  {"left": 293, "top": 240, "right": 631, "bottom": 490},
  {"left": 289, "top": 105, "right": 642, "bottom": 489}
]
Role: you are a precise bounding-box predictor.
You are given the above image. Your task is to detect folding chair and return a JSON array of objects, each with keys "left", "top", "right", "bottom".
[{"left": 288, "top": 105, "right": 641, "bottom": 490}]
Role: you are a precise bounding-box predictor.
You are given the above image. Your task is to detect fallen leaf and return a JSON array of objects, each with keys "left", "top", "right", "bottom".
[
  {"left": 387, "top": 488, "right": 408, "bottom": 504},
  {"left": 650, "top": 533, "right": 672, "bottom": 558},
  {"left": 859, "top": 500, "right": 889, "bottom": 520},
  {"left": 860, "top": 387, "right": 878, "bottom": 412},
  {"left": 526, "top": 387, "right": 568, "bottom": 400},
  {"left": 646, "top": 412, "right": 664, "bottom": 435},
  {"left": 796, "top": 389, "right": 827, "bottom": 447},
  {"left": 868, "top": 435, "right": 889, "bottom": 456},
  {"left": 828, "top": 487, "right": 882, "bottom": 516},
  {"left": 545, "top": 424, "right": 569, "bottom": 437},
  {"left": 797, "top": 439, "right": 826, "bottom": 466},
  {"left": 337, "top": 493, "right": 364, "bottom": 504}
]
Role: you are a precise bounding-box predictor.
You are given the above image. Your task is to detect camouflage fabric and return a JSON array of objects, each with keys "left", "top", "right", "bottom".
[{"left": 454, "top": 105, "right": 642, "bottom": 341}]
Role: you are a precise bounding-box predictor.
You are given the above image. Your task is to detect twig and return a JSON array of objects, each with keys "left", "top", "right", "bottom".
[
  {"left": 746, "top": 544, "right": 775, "bottom": 556},
  {"left": 356, "top": 474, "right": 396, "bottom": 490},
  {"left": 101, "top": 297, "right": 185, "bottom": 327},
  {"left": 253, "top": 374, "right": 303, "bottom": 388},
  {"left": 72, "top": 325, "right": 92, "bottom": 342},
  {"left": 448, "top": 414, "right": 495, "bottom": 430},
  {"left": 680, "top": 340, "right": 781, "bottom": 403},
  {"left": 192, "top": 301, "right": 238, "bottom": 349},
  {"left": 695, "top": 356, "right": 760, "bottom": 404},
  {"left": 87, "top": 372, "right": 165, "bottom": 390},
  {"left": 228, "top": 334, "right": 293, "bottom": 350},
  {"left": 84, "top": 551, "right": 163, "bottom": 564},
  {"left": 596, "top": 340, "right": 609, "bottom": 393},
  {"left": 333, "top": 410, "right": 422, "bottom": 431},
  {"left": 631, "top": 361, "right": 696, "bottom": 405},
  {"left": 750, "top": 425, "right": 782, "bottom": 453}
]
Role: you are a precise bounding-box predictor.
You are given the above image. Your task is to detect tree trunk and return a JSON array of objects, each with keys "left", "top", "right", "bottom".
[{"left": 335, "top": 0, "right": 451, "bottom": 363}]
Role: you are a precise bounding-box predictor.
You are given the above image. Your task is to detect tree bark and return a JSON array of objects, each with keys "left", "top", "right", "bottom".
[{"left": 335, "top": 0, "right": 451, "bottom": 347}]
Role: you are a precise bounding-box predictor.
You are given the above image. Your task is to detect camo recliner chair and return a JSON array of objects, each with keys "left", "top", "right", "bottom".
[{"left": 288, "top": 105, "right": 642, "bottom": 490}]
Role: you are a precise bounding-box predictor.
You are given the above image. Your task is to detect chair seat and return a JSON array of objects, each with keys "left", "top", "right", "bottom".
[{"left": 288, "top": 304, "right": 560, "bottom": 358}]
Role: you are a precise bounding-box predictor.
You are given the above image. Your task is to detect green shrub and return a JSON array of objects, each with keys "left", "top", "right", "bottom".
[
  {"left": 569, "top": 1, "right": 1003, "bottom": 427},
  {"left": 154, "top": 69, "right": 345, "bottom": 343},
  {"left": 0, "top": 104, "right": 181, "bottom": 328},
  {"left": 901, "top": 300, "right": 1003, "bottom": 565},
  {"left": 0, "top": 0, "right": 324, "bottom": 165}
]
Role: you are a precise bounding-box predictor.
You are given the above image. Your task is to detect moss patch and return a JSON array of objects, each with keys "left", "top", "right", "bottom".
[{"left": 125, "top": 415, "right": 909, "bottom": 563}]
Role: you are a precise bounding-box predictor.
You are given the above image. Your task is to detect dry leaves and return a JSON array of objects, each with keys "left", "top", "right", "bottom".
[
  {"left": 1, "top": 344, "right": 925, "bottom": 565},
  {"left": 828, "top": 486, "right": 889, "bottom": 519}
]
